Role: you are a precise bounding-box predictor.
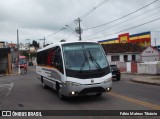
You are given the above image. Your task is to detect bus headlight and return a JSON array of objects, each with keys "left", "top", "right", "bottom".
[
  {"left": 103, "top": 78, "right": 112, "bottom": 83},
  {"left": 64, "top": 81, "right": 81, "bottom": 86}
]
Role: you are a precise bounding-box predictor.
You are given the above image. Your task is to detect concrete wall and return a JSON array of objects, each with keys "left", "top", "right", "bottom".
[
  {"left": 117, "top": 62, "right": 127, "bottom": 72},
  {"left": 126, "top": 62, "right": 131, "bottom": 72},
  {"left": 142, "top": 56, "right": 159, "bottom": 62},
  {"left": 137, "top": 62, "right": 160, "bottom": 74}
]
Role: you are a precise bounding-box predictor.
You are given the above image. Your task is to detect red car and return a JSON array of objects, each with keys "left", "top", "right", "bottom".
[{"left": 17, "top": 56, "right": 27, "bottom": 74}]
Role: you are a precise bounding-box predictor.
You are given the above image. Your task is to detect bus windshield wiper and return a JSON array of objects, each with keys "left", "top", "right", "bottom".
[
  {"left": 88, "top": 50, "right": 102, "bottom": 71},
  {"left": 79, "top": 47, "right": 90, "bottom": 72}
]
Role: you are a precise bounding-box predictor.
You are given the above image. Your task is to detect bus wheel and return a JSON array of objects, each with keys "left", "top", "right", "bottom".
[
  {"left": 41, "top": 77, "right": 47, "bottom": 89},
  {"left": 42, "top": 82, "right": 47, "bottom": 89},
  {"left": 57, "top": 84, "right": 65, "bottom": 100},
  {"left": 95, "top": 93, "right": 102, "bottom": 97}
]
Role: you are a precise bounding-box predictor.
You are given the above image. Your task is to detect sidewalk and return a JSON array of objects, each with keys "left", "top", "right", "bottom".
[
  {"left": 131, "top": 76, "right": 160, "bottom": 86},
  {"left": 0, "top": 68, "right": 19, "bottom": 77},
  {"left": 122, "top": 72, "right": 160, "bottom": 86}
]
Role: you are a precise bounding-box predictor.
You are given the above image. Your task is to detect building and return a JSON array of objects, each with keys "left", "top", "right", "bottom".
[
  {"left": 99, "top": 31, "right": 151, "bottom": 47},
  {"left": 0, "top": 42, "right": 12, "bottom": 74},
  {"left": 141, "top": 46, "right": 160, "bottom": 61},
  {"left": 102, "top": 43, "right": 142, "bottom": 65},
  {"left": 0, "top": 41, "right": 6, "bottom": 48},
  {"left": 7, "top": 43, "right": 17, "bottom": 48},
  {"left": 102, "top": 43, "right": 142, "bottom": 72}
]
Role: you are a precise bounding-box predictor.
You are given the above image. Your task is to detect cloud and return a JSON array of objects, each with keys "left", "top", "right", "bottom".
[{"left": 0, "top": 0, "right": 160, "bottom": 45}]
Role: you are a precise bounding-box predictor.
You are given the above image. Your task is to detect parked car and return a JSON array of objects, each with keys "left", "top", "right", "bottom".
[
  {"left": 110, "top": 65, "right": 121, "bottom": 81},
  {"left": 28, "top": 61, "right": 33, "bottom": 66}
]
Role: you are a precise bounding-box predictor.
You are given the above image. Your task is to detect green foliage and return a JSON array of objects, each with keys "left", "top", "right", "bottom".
[
  {"left": 20, "top": 51, "right": 37, "bottom": 59},
  {"left": 32, "top": 40, "right": 39, "bottom": 48}
]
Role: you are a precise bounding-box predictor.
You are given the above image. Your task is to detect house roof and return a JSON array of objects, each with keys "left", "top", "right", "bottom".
[
  {"left": 102, "top": 43, "right": 142, "bottom": 53},
  {"left": 141, "top": 46, "right": 160, "bottom": 54}
]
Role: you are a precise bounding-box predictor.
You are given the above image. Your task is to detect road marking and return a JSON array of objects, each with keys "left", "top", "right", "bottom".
[
  {"left": 108, "top": 92, "right": 160, "bottom": 110},
  {"left": 0, "top": 83, "right": 14, "bottom": 107},
  {"left": 0, "top": 83, "right": 14, "bottom": 96},
  {"left": 6, "top": 83, "right": 14, "bottom": 96}
]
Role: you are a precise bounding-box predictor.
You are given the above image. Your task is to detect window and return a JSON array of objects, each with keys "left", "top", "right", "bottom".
[
  {"left": 111, "top": 55, "right": 120, "bottom": 61},
  {"left": 124, "top": 55, "right": 128, "bottom": 62},
  {"left": 37, "top": 50, "right": 48, "bottom": 65},
  {"left": 63, "top": 43, "right": 109, "bottom": 71},
  {"left": 132, "top": 55, "right": 136, "bottom": 61},
  {"left": 37, "top": 46, "right": 63, "bottom": 73}
]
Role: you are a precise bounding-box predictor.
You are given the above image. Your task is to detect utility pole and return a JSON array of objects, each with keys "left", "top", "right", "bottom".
[
  {"left": 75, "top": 18, "right": 82, "bottom": 41},
  {"left": 17, "top": 29, "right": 21, "bottom": 74},
  {"left": 17, "top": 29, "right": 19, "bottom": 62},
  {"left": 78, "top": 18, "right": 82, "bottom": 41},
  {"left": 44, "top": 37, "right": 46, "bottom": 47}
]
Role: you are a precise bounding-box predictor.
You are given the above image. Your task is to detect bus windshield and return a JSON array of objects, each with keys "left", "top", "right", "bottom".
[{"left": 62, "top": 43, "right": 109, "bottom": 71}]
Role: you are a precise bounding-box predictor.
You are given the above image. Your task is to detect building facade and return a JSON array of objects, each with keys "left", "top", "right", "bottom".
[
  {"left": 141, "top": 46, "right": 160, "bottom": 61},
  {"left": 0, "top": 48, "right": 12, "bottom": 74},
  {"left": 99, "top": 31, "right": 151, "bottom": 47},
  {"left": 102, "top": 43, "right": 142, "bottom": 64}
]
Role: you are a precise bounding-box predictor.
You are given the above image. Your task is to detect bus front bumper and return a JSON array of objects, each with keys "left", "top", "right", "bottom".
[{"left": 61, "top": 80, "right": 112, "bottom": 97}]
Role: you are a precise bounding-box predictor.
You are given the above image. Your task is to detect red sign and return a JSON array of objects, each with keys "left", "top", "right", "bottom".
[{"left": 118, "top": 33, "right": 129, "bottom": 43}]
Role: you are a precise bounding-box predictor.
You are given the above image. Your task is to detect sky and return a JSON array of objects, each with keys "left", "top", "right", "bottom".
[{"left": 0, "top": 0, "right": 160, "bottom": 46}]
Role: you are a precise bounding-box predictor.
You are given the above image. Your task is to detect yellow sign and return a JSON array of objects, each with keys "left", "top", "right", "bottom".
[{"left": 120, "top": 36, "right": 128, "bottom": 43}]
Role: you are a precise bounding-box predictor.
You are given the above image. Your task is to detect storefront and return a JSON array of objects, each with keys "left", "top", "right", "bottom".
[
  {"left": 0, "top": 48, "right": 12, "bottom": 74},
  {"left": 99, "top": 31, "right": 151, "bottom": 47}
]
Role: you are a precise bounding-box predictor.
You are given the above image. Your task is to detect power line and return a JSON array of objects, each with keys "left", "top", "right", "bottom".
[
  {"left": 46, "top": 27, "right": 66, "bottom": 38},
  {"left": 110, "top": 11, "right": 160, "bottom": 34},
  {"left": 86, "top": 16, "right": 160, "bottom": 40},
  {"left": 84, "top": 6, "right": 160, "bottom": 39},
  {"left": 84, "top": 0, "right": 159, "bottom": 30},
  {"left": 64, "top": 31, "right": 75, "bottom": 40},
  {"left": 45, "top": 0, "right": 110, "bottom": 41},
  {"left": 80, "top": 0, "right": 109, "bottom": 19}
]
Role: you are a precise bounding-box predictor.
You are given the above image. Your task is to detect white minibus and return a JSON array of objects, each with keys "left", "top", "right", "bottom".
[{"left": 36, "top": 41, "right": 112, "bottom": 99}]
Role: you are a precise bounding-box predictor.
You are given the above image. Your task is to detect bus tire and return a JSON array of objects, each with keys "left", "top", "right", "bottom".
[
  {"left": 95, "top": 93, "right": 102, "bottom": 97},
  {"left": 56, "top": 83, "right": 66, "bottom": 100},
  {"left": 41, "top": 76, "right": 47, "bottom": 89}
]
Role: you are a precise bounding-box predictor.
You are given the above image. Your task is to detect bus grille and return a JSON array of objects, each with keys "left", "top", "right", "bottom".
[{"left": 78, "top": 87, "right": 106, "bottom": 95}]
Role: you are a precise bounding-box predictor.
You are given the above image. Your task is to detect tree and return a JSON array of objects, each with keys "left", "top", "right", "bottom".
[{"left": 32, "top": 40, "right": 39, "bottom": 48}]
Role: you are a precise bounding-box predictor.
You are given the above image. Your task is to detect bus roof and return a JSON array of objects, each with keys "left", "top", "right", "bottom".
[{"left": 37, "top": 41, "right": 98, "bottom": 52}]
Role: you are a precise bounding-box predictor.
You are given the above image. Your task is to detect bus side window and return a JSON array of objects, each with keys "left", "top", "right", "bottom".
[
  {"left": 52, "top": 47, "right": 63, "bottom": 73},
  {"left": 47, "top": 50, "right": 53, "bottom": 66}
]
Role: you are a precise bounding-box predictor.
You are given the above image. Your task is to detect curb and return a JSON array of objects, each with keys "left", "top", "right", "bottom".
[
  {"left": 121, "top": 72, "right": 160, "bottom": 76},
  {"left": 0, "top": 73, "right": 20, "bottom": 77},
  {"left": 131, "top": 79, "right": 160, "bottom": 86}
]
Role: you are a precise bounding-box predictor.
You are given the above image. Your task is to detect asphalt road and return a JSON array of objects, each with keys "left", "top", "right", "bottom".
[{"left": 0, "top": 67, "right": 160, "bottom": 119}]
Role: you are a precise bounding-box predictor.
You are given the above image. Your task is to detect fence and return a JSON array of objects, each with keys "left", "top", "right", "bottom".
[{"left": 116, "top": 61, "right": 160, "bottom": 75}]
